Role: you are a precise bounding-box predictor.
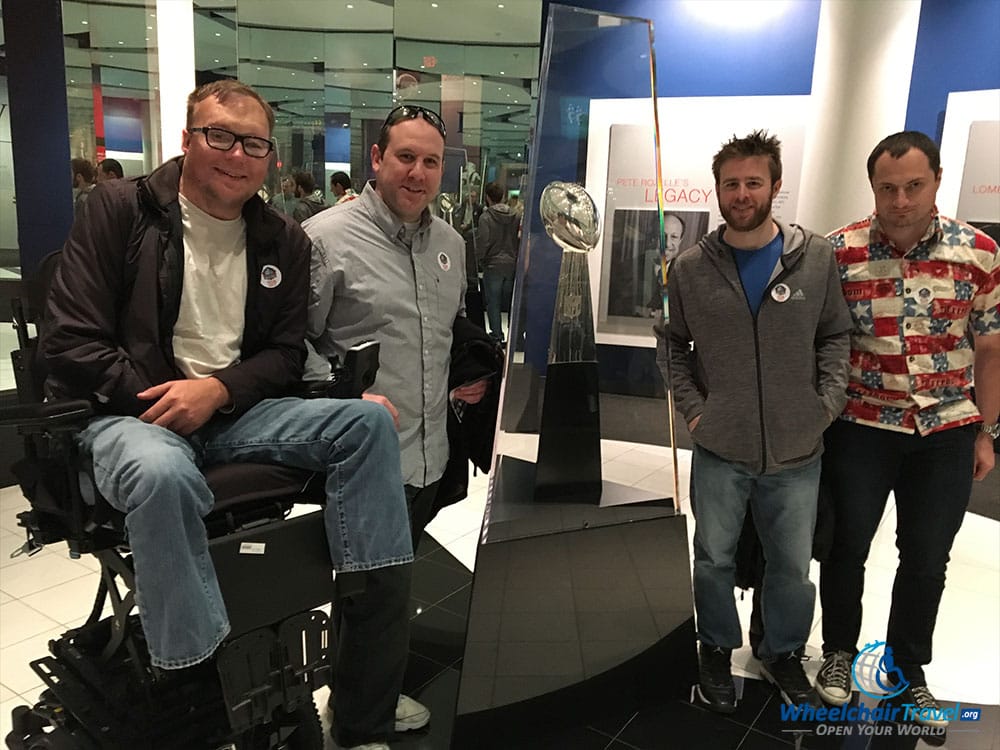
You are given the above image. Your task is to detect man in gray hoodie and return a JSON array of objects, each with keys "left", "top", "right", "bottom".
[
  {"left": 667, "top": 130, "right": 851, "bottom": 713},
  {"left": 477, "top": 181, "right": 520, "bottom": 343}
]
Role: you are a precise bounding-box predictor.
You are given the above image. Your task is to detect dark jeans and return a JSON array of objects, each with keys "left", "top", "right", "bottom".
[
  {"left": 331, "top": 479, "right": 439, "bottom": 745},
  {"left": 331, "top": 564, "right": 413, "bottom": 747},
  {"left": 691, "top": 445, "right": 819, "bottom": 660},
  {"left": 406, "top": 480, "right": 441, "bottom": 551},
  {"left": 482, "top": 267, "right": 515, "bottom": 342},
  {"left": 819, "top": 420, "right": 976, "bottom": 684}
]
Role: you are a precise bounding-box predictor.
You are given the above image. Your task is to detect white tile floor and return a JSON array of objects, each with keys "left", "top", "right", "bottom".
[{"left": 1, "top": 442, "right": 998, "bottom": 744}]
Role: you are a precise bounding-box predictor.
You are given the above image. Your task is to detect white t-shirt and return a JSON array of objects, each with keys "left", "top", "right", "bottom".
[{"left": 173, "top": 194, "right": 248, "bottom": 379}]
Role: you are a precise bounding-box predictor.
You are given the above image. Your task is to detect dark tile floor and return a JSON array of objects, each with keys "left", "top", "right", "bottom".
[{"left": 397, "top": 538, "right": 1000, "bottom": 750}]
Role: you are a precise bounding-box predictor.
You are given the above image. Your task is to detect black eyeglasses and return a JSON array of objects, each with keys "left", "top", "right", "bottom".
[
  {"left": 189, "top": 126, "right": 275, "bottom": 158},
  {"left": 382, "top": 105, "right": 447, "bottom": 138}
]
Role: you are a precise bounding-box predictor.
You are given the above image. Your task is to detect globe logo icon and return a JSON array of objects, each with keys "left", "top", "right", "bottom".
[{"left": 852, "top": 641, "right": 909, "bottom": 700}]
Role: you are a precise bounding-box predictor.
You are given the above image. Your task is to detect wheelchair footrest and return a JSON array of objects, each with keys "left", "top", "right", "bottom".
[{"left": 217, "top": 608, "right": 329, "bottom": 734}]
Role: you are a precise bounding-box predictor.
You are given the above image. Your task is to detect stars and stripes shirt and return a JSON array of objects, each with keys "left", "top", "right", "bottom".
[{"left": 826, "top": 212, "right": 1000, "bottom": 435}]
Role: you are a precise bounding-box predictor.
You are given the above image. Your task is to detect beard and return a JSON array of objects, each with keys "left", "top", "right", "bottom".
[{"left": 721, "top": 197, "right": 772, "bottom": 233}]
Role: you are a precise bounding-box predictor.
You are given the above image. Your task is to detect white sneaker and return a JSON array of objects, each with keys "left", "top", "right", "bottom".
[{"left": 395, "top": 693, "right": 430, "bottom": 732}]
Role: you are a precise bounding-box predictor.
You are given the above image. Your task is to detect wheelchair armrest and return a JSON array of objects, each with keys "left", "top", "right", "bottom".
[
  {"left": 295, "top": 340, "right": 380, "bottom": 400},
  {"left": 0, "top": 399, "right": 94, "bottom": 430}
]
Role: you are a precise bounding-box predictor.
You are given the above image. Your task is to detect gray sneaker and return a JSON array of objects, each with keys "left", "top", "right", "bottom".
[
  {"left": 900, "top": 685, "right": 949, "bottom": 727},
  {"left": 816, "top": 650, "right": 853, "bottom": 706}
]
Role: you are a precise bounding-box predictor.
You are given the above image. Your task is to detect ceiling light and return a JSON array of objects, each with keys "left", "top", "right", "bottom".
[
  {"left": 215, "top": 32, "right": 221, "bottom": 37},
  {"left": 498, "top": 3, "right": 504, "bottom": 7},
  {"left": 147, "top": 25, "right": 152, "bottom": 30},
  {"left": 214, "top": 58, "right": 220, "bottom": 63},
  {"left": 472, "top": 81, "right": 478, "bottom": 85},
  {"left": 431, "top": 2, "right": 438, "bottom": 6},
  {"left": 499, "top": 71, "right": 505, "bottom": 75},
  {"left": 81, "top": 19, "right": 88, "bottom": 24},
  {"left": 117, "top": 40, "right": 124, "bottom": 45},
  {"left": 266, "top": 55, "right": 271, "bottom": 59},
  {"left": 346, "top": 3, "right": 354, "bottom": 7}
]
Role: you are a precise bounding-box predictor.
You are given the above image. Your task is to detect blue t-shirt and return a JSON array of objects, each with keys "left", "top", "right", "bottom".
[{"left": 728, "top": 231, "right": 784, "bottom": 317}]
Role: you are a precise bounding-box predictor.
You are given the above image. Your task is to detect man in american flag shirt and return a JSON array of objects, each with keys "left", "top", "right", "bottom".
[{"left": 814, "top": 131, "right": 999, "bottom": 725}]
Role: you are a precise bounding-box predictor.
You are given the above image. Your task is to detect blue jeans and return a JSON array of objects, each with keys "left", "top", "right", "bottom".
[
  {"left": 482, "top": 266, "right": 515, "bottom": 341},
  {"left": 78, "top": 397, "right": 412, "bottom": 669},
  {"left": 819, "top": 420, "right": 975, "bottom": 684},
  {"left": 691, "top": 445, "right": 820, "bottom": 660}
]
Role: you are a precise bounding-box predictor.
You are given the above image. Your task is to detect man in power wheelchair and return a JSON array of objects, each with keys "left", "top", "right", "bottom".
[{"left": 4, "top": 79, "right": 418, "bottom": 750}]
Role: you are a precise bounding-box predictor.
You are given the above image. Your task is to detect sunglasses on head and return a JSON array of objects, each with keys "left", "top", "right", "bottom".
[{"left": 382, "top": 105, "right": 447, "bottom": 138}]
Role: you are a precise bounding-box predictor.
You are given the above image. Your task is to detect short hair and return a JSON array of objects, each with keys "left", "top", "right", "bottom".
[
  {"left": 330, "top": 171, "right": 352, "bottom": 191},
  {"left": 99, "top": 158, "right": 124, "bottom": 179},
  {"left": 711, "top": 129, "right": 782, "bottom": 185},
  {"left": 293, "top": 171, "right": 316, "bottom": 193},
  {"left": 186, "top": 79, "right": 275, "bottom": 134},
  {"left": 71, "top": 157, "right": 95, "bottom": 184},
  {"left": 484, "top": 182, "right": 505, "bottom": 204},
  {"left": 866, "top": 131, "right": 940, "bottom": 180}
]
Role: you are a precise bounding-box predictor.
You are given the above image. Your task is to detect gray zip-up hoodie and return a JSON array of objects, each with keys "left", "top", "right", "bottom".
[{"left": 666, "top": 221, "right": 851, "bottom": 474}]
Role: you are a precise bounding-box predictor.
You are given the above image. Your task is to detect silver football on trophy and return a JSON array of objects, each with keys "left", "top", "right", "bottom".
[{"left": 540, "top": 182, "right": 600, "bottom": 252}]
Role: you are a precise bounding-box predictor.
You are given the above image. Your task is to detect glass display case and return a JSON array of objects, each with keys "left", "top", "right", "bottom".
[{"left": 452, "top": 6, "right": 695, "bottom": 745}]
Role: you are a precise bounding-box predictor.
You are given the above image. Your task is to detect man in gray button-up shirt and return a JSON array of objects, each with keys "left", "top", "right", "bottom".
[{"left": 304, "top": 106, "right": 487, "bottom": 549}]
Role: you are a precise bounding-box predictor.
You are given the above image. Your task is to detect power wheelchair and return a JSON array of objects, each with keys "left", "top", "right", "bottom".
[{"left": 2, "top": 260, "right": 380, "bottom": 749}]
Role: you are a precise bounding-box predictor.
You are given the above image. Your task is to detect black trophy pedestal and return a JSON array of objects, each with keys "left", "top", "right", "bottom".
[
  {"left": 535, "top": 361, "right": 602, "bottom": 503},
  {"left": 451, "top": 454, "right": 697, "bottom": 748}
]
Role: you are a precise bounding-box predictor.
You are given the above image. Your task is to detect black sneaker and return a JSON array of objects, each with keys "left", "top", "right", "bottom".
[
  {"left": 695, "top": 644, "right": 737, "bottom": 714},
  {"left": 760, "top": 653, "right": 822, "bottom": 708},
  {"left": 815, "top": 650, "right": 853, "bottom": 706},
  {"left": 899, "top": 684, "right": 949, "bottom": 727}
]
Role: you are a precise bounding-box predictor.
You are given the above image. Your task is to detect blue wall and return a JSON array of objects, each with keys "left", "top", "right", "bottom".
[
  {"left": 558, "top": 0, "right": 999, "bottom": 143},
  {"left": 905, "top": 0, "right": 1000, "bottom": 141},
  {"left": 549, "top": 0, "right": 822, "bottom": 97}
]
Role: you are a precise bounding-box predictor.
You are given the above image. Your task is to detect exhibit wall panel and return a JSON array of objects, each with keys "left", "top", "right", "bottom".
[
  {"left": 939, "top": 89, "right": 1000, "bottom": 221},
  {"left": 586, "top": 95, "right": 810, "bottom": 348}
]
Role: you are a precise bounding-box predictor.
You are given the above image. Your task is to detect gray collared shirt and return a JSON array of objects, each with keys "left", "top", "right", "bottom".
[{"left": 304, "top": 181, "right": 466, "bottom": 487}]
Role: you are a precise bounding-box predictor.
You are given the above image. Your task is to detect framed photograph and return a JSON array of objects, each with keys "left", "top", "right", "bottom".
[{"left": 606, "top": 208, "right": 710, "bottom": 318}]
